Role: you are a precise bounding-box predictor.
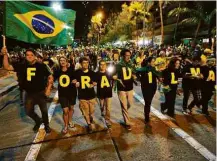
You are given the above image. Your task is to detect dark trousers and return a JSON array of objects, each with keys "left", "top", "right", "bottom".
[
  {"left": 201, "top": 88, "right": 213, "bottom": 113},
  {"left": 24, "top": 91, "right": 49, "bottom": 126},
  {"left": 182, "top": 87, "right": 190, "bottom": 110},
  {"left": 163, "top": 86, "right": 177, "bottom": 116},
  {"left": 188, "top": 89, "right": 201, "bottom": 108},
  {"left": 141, "top": 87, "right": 156, "bottom": 121}
]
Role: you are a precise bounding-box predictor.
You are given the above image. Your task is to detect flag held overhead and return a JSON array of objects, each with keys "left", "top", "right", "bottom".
[
  {"left": 5, "top": 1, "right": 76, "bottom": 45},
  {"left": 14, "top": 10, "right": 66, "bottom": 39}
]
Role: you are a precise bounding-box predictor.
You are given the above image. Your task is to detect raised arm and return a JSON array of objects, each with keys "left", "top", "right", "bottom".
[{"left": 1, "top": 47, "right": 14, "bottom": 71}]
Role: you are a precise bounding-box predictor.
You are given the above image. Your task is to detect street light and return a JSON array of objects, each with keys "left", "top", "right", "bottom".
[
  {"left": 96, "top": 12, "right": 103, "bottom": 19},
  {"left": 51, "top": 2, "right": 62, "bottom": 11}
]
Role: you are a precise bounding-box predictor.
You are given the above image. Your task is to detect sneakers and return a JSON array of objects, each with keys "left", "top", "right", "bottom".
[
  {"left": 182, "top": 110, "right": 188, "bottom": 115},
  {"left": 33, "top": 123, "right": 41, "bottom": 133},
  {"left": 33, "top": 120, "right": 42, "bottom": 133},
  {"left": 125, "top": 125, "right": 132, "bottom": 131},
  {"left": 44, "top": 125, "right": 51, "bottom": 133}
]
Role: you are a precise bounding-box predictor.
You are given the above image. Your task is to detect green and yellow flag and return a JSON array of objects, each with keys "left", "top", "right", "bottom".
[{"left": 4, "top": 1, "right": 76, "bottom": 45}]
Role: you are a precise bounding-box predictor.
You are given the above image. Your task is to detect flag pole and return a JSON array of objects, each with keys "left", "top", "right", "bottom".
[{"left": 2, "top": 35, "right": 6, "bottom": 47}]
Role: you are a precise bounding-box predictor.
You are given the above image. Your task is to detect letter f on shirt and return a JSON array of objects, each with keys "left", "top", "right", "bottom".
[{"left": 27, "top": 68, "right": 36, "bottom": 81}]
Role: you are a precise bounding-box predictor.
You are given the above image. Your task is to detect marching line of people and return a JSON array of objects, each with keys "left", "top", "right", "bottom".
[{"left": 1, "top": 45, "right": 216, "bottom": 134}]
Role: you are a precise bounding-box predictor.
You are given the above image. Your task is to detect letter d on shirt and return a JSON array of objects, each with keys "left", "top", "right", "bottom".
[
  {"left": 81, "top": 76, "right": 90, "bottom": 89},
  {"left": 27, "top": 68, "right": 36, "bottom": 81},
  {"left": 123, "top": 67, "right": 132, "bottom": 80}
]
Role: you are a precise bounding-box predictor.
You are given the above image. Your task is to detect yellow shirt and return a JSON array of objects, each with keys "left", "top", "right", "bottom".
[
  {"left": 155, "top": 57, "right": 166, "bottom": 71},
  {"left": 136, "top": 56, "right": 146, "bottom": 68}
]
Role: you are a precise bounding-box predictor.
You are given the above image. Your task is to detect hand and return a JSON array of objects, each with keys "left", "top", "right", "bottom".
[
  {"left": 1, "top": 47, "right": 8, "bottom": 55},
  {"left": 199, "top": 74, "right": 204, "bottom": 79},
  {"left": 112, "top": 75, "right": 118, "bottom": 80},
  {"left": 132, "top": 74, "right": 137, "bottom": 80},
  {"left": 75, "top": 82, "right": 80, "bottom": 88},
  {"left": 92, "top": 82, "right": 97, "bottom": 86},
  {"left": 158, "top": 77, "right": 163, "bottom": 82},
  {"left": 45, "top": 88, "right": 51, "bottom": 97},
  {"left": 72, "top": 79, "right": 77, "bottom": 84}
]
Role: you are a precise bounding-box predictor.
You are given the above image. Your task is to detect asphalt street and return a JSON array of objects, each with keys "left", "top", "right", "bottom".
[{"left": 0, "top": 81, "right": 216, "bottom": 161}]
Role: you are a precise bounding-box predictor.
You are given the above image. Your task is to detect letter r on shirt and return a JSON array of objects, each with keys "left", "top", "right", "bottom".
[{"left": 81, "top": 76, "right": 91, "bottom": 89}]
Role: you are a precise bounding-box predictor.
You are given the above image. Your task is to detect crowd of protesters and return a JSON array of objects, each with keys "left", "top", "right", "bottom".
[{"left": 0, "top": 43, "right": 216, "bottom": 134}]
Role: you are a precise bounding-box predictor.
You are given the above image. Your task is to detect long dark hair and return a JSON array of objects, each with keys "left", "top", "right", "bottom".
[
  {"left": 168, "top": 58, "right": 180, "bottom": 72},
  {"left": 142, "top": 57, "right": 154, "bottom": 67}
]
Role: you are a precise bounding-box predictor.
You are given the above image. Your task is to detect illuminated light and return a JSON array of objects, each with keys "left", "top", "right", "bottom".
[
  {"left": 63, "top": 24, "right": 70, "bottom": 29},
  {"left": 51, "top": 2, "right": 62, "bottom": 11},
  {"left": 107, "top": 65, "right": 114, "bottom": 74}
]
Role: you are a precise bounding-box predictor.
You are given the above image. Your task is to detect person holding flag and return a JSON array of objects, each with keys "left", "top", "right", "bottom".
[{"left": 1, "top": 47, "right": 53, "bottom": 133}]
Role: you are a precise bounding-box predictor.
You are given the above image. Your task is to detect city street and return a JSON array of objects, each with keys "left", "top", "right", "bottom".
[{"left": 0, "top": 79, "right": 215, "bottom": 161}]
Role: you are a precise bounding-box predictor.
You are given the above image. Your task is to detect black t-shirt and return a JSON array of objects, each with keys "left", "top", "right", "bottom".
[
  {"left": 96, "top": 71, "right": 113, "bottom": 98},
  {"left": 182, "top": 64, "right": 201, "bottom": 89},
  {"left": 20, "top": 62, "right": 51, "bottom": 93},
  {"left": 74, "top": 69, "right": 96, "bottom": 100},
  {"left": 138, "top": 68, "right": 158, "bottom": 89},
  {"left": 200, "top": 65, "right": 216, "bottom": 91},
  {"left": 162, "top": 68, "right": 181, "bottom": 89},
  {"left": 116, "top": 65, "right": 134, "bottom": 91},
  {"left": 54, "top": 68, "right": 77, "bottom": 97}
]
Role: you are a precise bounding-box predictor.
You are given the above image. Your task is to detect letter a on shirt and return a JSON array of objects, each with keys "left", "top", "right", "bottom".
[
  {"left": 27, "top": 68, "right": 36, "bottom": 81},
  {"left": 122, "top": 67, "right": 132, "bottom": 80},
  {"left": 59, "top": 75, "right": 70, "bottom": 87},
  {"left": 207, "top": 70, "right": 215, "bottom": 81},
  {"left": 81, "top": 76, "right": 90, "bottom": 89},
  {"left": 101, "top": 76, "right": 110, "bottom": 88}
]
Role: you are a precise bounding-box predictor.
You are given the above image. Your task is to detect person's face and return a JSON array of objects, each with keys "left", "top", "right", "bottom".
[
  {"left": 26, "top": 51, "right": 36, "bottom": 63},
  {"left": 175, "top": 60, "right": 180, "bottom": 69},
  {"left": 59, "top": 58, "right": 67, "bottom": 67},
  {"left": 99, "top": 62, "right": 107, "bottom": 71},
  {"left": 124, "top": 52, "right": 131, "bottom": 62},
  {"left": 43, "top": 54, "right": 48, "bottom": 59},
  {"left": 149, "top": 59, "right": 155, "bottom": 67},
  {"left": 161, "top": 52, "right": 166, "bottom": 57},
  {"left": 37, "top": 57, "right": 43, "bottom": 63},
  {"left": 81, "top": 60, "right": 89, "bottom": 70}
]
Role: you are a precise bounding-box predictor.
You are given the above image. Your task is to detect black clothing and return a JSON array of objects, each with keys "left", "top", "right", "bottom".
[
  {"left": 96, "top": 72, "right": 113, "bottom": 98},
  {"left": 74, "top": 69, "right": 96, "bottom": 100}
]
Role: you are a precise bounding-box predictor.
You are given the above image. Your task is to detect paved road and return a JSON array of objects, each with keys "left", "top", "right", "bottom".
[{"left": 0, "top": 82, "right": 216, "bottom": 161}]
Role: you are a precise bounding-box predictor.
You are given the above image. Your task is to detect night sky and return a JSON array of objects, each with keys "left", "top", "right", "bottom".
[{"left": 32, "top": 1, "right": 127, "bottom": 40}]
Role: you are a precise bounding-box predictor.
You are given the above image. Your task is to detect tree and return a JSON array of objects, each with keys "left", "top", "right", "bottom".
[
  {"left": 159, "top": 0, "right": 164, "bottom": 44},
  {"left": 168, "top": 2, "right": 216, "bottom": 47}
]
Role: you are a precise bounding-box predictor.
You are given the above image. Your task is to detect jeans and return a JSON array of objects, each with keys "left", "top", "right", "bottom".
[{"left": 24, "top": 91, "right": 49, "bottom": 126}]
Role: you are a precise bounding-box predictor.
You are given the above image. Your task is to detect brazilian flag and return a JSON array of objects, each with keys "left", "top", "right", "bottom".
[{"left": 4, "top": 1, "right": 76, "bottom": 45}]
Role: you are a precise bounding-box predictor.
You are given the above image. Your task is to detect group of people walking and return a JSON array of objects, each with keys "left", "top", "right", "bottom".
[{"left": 1, "top": 45, "right": 216, "bottom": 134}]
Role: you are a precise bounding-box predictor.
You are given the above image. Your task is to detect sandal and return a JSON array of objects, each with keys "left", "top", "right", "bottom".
[
  {"left": 62, "top": 127, "right": 68, "bottom": 134},
  {"left": 68, "top": 122, "right": 75, "bottom": 128}
]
